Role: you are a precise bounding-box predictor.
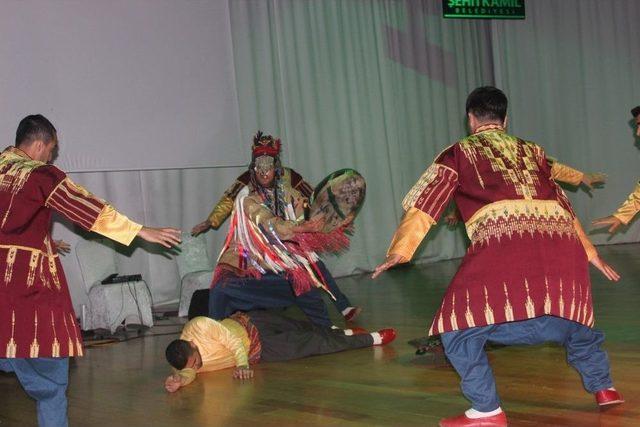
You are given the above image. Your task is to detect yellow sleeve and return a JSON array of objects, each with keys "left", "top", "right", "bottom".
[
  {"left": 612, "top": 182, "right": 640, "bottom": 225},
  {"left": 207, "top": 195, "right": 235, "bottom": 229},
  {"left": 386, "top": 207, "right": 436, "bottom": 261},
  {"left": 243, "top": 197, "right": 296, "bottom": 241},
  {"left": 90, "top": 205, "right": 143, "bottom": 246},
  {"left": 572, "top": 218, "right": 597, "bottom": 261},
  {"left": 550, "top": 162, "right": 584, "bottom": 186},
  {"left": 175, "top": 368, "right": 197, "bottom": 387}
]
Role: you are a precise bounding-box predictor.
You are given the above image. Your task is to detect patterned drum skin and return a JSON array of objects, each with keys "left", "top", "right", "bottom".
[{"left": 309, "top": 169, "right": 366, "bottom": 233}]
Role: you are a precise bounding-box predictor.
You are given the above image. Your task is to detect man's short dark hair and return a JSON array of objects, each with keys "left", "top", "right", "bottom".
[
  {"left": 15, "top": 114, "right": 57, "bottom": 147},
  {"left": 631, "top": 106, "right": 640, "bottom": 118},
  {"left": 465, "top": 86, "right": 508, "bottom": 122},
  {"left": 165, "top": 339, "right": 193, "bottom": 370}
]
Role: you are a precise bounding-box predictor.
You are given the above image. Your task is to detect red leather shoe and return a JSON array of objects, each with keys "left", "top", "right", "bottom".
[
  {"left": 376, "top": 328, "right": 397, "bottom": 345},
  {"left": 439, "top": 412, "right": 507, "bottom": 427},
  {"left": 343, "top": 306, "right": 362, "bottom": 322},
  {"left": 595, "top": 388, "right": 624, "bottom": 407}
]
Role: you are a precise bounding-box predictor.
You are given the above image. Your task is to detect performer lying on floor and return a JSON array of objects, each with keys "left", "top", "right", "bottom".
[{"left": 164, "top": 311, "right": 396, "bottom": 392}]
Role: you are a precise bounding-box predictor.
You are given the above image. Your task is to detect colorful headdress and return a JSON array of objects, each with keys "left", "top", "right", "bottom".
[{"left": 251, "top": 131, "right": 281, "bottom": 160}]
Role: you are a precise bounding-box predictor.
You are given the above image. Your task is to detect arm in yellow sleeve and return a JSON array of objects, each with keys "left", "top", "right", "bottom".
[
  {"left": 175, "top": 368, "right": 197, "bottom": 387},
  {"left": 207, "top": 195, "right": 235, "bottom": 229},
  {"left": 572, "top": 218, "right": 597, "bottom": 261},
  {"left": 550, "top": 161, "right": 584, "bottom": 186},
  {"left": 612, "top": 182, "right": 640, "bottom": 225},
  {"left": 90, "top": 205, "right": 143, "bottom": 246},
  {"left": 386, "top": 207, "right": 436, "bottom": 261}
]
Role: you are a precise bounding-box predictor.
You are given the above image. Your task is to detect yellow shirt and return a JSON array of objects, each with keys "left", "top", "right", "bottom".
[{"left": 176, "top": 316, "right": 250, "bottom": 385}]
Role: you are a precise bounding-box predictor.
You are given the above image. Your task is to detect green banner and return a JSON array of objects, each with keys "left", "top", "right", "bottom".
[{"left": 443, "top": 0, "right": 525, "bottom": 19}]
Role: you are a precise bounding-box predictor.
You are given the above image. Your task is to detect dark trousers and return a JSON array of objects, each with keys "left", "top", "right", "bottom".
[
  {"left": 247, "top": 310, "right": 373, "bottom": 362},
  {"left": 0, "top": 357, "right": 69, "bottom": 427},
  {"left": 440, "top": 316, "right": 612, "bottom": 412},
  {"left": 316, "top": 261, "right": 352, "bottom": 312},
  {"left": 209, "top": 273, "right": 332, "bottom": 326}
]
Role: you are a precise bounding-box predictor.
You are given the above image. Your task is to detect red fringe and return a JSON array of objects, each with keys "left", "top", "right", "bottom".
[
  {"left": 286, "top": 267, "right": 316, "bottom": 296},
  {"left": 291, "top": 227, "right": 350, "bottom": 255}
]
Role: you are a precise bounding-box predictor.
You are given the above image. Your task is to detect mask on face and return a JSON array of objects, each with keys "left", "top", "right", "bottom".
[{"left": 254, "top": 155, "right": 275, "bottom": 175}]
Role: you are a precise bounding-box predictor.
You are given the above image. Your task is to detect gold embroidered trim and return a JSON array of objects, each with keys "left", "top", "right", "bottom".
[
  {"left": 464, "top": 290, "right": 475, "bottom": 327},
  {"left": 544, "top": 278, "right": 552, "bottom": 314},
  {"left": 68, "top": 314, "right": 83, "bottom": 356},
  {"left": 30, "top": 311, "right": 39, "bottom": 358},
  {"left": 6, "top": 311, "right": 17, "bottom": 358},
  {"left": 4, "top": 247, "right": 17, "bottom": 284},
  {"left": 524, "top": 279, "right": 535, "bottom": 318},
  {"left": 48, "top": 256, "right": 60, "bottom": 290},
  {"left": 465, "top": 199, "right": 575, "bottom": 246},
  {"left": 459, "top": 133, "right": 542, "bottom": 198},
  {"left": 0, "top": 244, "right": 60, "bottom": 257},
  {"left": 430, "top": 278, "right": 592, "bottom": 335},
  {"left": 503, "top": 283, "right": 514, "bottom": 321},
  {"left": 483, "top": 286, "right": 495, "bottom": 324},
  {"left": 43, "top": 178, "right": 67, "bottom": 207},
  {"left": 402, "top": 162, "right": 458, "bottom": 211},
  {"left": 450, "top": 293, "right": 458, "bottom": 330},
  {"left": 0, "top": 148, "right": 47, "bottom": 228},
  {"left": 45, "top": 178, "right": 104, "bottom": 215},
  {"left": 62, "top": 315, "right": 74, "bottom": 357},
  {"left": 26, "top": 251, "right": 40, "bottom": 287},
  {"left": 558, "top": 280, "right": 565, "bottom": 317},
  {"left": 51, "top": 311, "right": 60, "bottom": 357}
]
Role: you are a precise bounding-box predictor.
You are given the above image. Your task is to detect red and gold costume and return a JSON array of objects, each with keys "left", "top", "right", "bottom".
[
  {"left": 387, "top": 126, "right": 597, "bottom": 335},
  {"left": 0, "top": 147, "right": 141, "bottom": 358},
  {"left": 213, "top": 133, "right": 350, "bottom": 297},
  {"left": 207, "top": 168, "right": 313, "bottom": 229}
]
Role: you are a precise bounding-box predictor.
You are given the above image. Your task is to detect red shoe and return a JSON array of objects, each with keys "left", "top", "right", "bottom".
[
  {"left": 376, "top": 328, "right": 397, "bottom": 345},
  {"left": 343, "top": 306, "right": 362, "bottom": 322},
  {"left": 439, "top": 412, "right": 507, "bottom": 427},
  {"left": 595, "top": 388, "right": 624, "bottom": 408}
]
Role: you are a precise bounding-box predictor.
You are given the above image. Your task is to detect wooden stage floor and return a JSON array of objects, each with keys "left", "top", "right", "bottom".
[{"left": 1, "top": 243, "right": 640, "bottom": 426}]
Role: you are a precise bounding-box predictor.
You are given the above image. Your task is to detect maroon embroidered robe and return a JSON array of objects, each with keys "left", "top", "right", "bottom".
[
  {"left": 387, "top": 129, "right": 597, "bottom": 335},
  {"left": 0, "top": 147, "right": 141, "bottom": 358}
]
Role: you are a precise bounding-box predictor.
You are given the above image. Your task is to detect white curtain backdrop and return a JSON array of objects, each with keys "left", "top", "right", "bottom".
[
  {"left": 7, "top": 0, "right": 636, "bottom": 312},
  {"left": 0, "top": 0, "right": 244, "bottom": 171}
]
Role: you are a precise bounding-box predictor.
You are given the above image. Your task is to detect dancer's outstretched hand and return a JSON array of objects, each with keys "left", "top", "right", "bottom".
[
  {"left": 590, "top": 256, "right": 621, "bottom": 282},
  {"left": 582, "top": 172, "right": 607, "bottom": 189},
  {"left": 138, "top": 226, "right": 182, "bottom": 248},
  {"left": 191, "top": 220, "right": 211, "bottom": 236},
  {"left": 591, "top": 216, "right": 623, "bottom": 234},
  {"left": 164, "top": 374, "right": 183, "bottom": 393},
  {"left": 371, "top": 254, "right": 406, "bottom": 279},
  {"left": 233, "top": 365, "right": 254, "bottom": 380},
  {"left": 54, "top": 239, "right": 71, "bottom": 255},
  {"left": 444, "top": 211, "right": 460, "bottom": 227}
]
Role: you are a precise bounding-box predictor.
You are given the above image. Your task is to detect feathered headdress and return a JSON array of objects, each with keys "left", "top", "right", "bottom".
[{"left": 251, "top": 131, "right": 281, "bottom": 160}]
